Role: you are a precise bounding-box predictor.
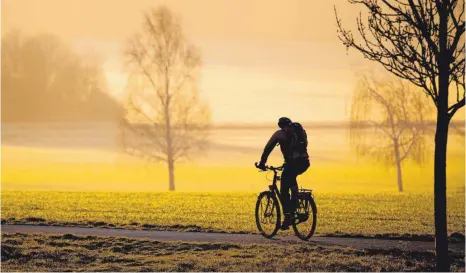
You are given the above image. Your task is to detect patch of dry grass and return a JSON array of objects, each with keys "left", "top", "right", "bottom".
[{"left": 2, "top": 232, "right": 465, "bottom": 272}]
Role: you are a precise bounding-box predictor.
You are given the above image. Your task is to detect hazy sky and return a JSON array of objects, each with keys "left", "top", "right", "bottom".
[{"left": 3, "top": 0, "right": 376, "bottom": 123}]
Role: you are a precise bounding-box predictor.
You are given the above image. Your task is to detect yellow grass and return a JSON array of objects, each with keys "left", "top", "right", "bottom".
[{"left": 2, "top": 191, "right": 464, "bottom": 236}]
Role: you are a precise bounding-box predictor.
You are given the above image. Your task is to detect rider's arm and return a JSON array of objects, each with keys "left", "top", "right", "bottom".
[{"left": 260, "top": 130, "right": 282, "bottom": 164}]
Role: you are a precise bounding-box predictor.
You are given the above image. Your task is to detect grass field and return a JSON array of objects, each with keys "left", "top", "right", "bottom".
[
  {"left": 2, "top": 233, "right": 465, "bottom": 272},
  {"left": 2, "top": 191, "right": 464, "bottom": 236},
  {"left": 2, "top": 126, "right": 464, "bottom": 239}
]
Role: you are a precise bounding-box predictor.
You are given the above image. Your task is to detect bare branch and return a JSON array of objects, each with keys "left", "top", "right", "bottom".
[
  {"left": 448, "top": 97, "right": 465, "bottom": 119},
  {"left": 335, "top": 0, "right": 464, "bottom": 116},
  {"left": 119, "top": 6, "right": 210, "bottom": 190},
  {"left": 350, "top": 72, "right": 430, "bottom": 188}
]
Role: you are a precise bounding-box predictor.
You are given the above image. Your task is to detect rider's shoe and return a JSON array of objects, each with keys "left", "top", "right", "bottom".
[{"left": 280, "top": 214, "right": 292, "bottom": 230}]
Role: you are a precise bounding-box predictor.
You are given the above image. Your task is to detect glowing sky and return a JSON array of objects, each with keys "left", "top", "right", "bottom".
[{"left": 3, "top": 0, "right": 378, "bottom": 123}]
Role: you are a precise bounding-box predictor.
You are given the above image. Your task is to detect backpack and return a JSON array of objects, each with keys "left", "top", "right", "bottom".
[{"left": 287, "top": 122, "right": 308, "bottom": 154}]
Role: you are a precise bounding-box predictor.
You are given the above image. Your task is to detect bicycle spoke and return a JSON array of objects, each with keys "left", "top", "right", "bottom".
[
  {"left": 256, "top": 193, "right": 279, "bottom": 237},
  {"left": 292, "top": 194, "right": 317, "bottom": 241}
]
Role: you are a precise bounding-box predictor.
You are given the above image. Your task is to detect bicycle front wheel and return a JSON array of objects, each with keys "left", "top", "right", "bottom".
[
  {"left": 292, "top": 195, "right": 317, "bottom": 241},
  {"left": 255, "top": 191, "right": 281, "bottom": 238}
]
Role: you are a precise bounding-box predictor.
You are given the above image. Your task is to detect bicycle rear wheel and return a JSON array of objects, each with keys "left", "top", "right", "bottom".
[
  {"left": 255, "top": 191, "right": 281, "bottom": 238},
  {"left": 292, "top": 194, "right": 317, "bottom": 241}
]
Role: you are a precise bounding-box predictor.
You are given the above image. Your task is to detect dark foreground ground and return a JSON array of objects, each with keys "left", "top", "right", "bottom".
[
  {"left": 2, "top": 232, "right": 465, "bottom": 272},
  {"left": 2, "top": 224, "right": 466, "bottom": 253}
]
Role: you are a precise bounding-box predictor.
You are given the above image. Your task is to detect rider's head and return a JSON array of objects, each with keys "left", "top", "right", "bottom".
[{"left": 278, "top": 117, "right": 292, "bottom": 129}]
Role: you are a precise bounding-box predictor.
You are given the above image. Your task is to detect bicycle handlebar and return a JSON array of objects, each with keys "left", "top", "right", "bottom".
[{"left": 254, "top": 162, "right": 284, "bottom": 171}]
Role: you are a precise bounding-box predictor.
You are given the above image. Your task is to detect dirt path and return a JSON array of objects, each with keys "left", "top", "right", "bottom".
[{"left": 2, "top": 224, "right": 464, "bottom": 253}]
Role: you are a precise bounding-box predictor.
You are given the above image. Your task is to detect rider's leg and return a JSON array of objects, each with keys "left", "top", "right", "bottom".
[
  {"left": 280, "top": 163, "right": 293, "bottom": 229},
  {"left": 280, "top": 163, "right": 292, "bottom": 216},
  {"left": 290, "top": 159, "right": 309, "bottom": 216},
  {"left": 289, "top": 175, "right": 298, "bottom": 215}
]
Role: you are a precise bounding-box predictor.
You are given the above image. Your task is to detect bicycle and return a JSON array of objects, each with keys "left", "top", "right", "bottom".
[{"left": 254, "top": 163, "right": 317, "bottom": 241}]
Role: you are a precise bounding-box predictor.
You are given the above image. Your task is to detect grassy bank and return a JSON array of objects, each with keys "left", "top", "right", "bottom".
[{"left": 2, "top": 233, "right": 465, "bottom": 272}]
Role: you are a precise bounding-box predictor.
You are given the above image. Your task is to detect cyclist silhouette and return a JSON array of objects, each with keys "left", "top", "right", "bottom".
[{"left": 256, "top": 117, "right": 310, "bottom": 230}]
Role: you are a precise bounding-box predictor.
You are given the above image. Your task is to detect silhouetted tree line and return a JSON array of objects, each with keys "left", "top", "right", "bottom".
[{"left": 2, "top": 30, "right": 122, "bottom": 122}]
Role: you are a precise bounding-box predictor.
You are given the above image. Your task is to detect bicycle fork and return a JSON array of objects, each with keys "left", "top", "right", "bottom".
[{"left": 261, "top": 194, "right": 276, "bottom": 224}]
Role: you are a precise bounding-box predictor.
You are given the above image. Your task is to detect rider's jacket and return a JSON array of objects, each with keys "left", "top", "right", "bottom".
[{"left": 260, "top": 129, "right": 309, "bottom": 163}]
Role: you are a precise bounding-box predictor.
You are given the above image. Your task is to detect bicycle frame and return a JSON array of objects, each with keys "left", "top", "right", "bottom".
[
  {"left": 272, "top": 170, "right": 281, "bottom": 192},
  {"left": 256, "top": 163, "right": 317, "bottom": 240},
  {"left": 264, "top": 166, "right": 315, "bottom": 218},
  {"left": 266, "top": 168, "right": 283, "bottom": 209}
]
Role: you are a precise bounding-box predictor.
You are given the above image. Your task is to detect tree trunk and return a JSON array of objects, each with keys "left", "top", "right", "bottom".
[
  {"left": 395, "top": 160, "right": 403, "bottom": 192},
  {"left": 165, "top": 118, "right": 175, "bottom": 191},
  {"left": 435, "top": 6, "right": 450, "bottom": 270},
  {"left": 168, "top": 158, "right": 175, "bottom": 191},
  {"left": 434, "top": 110, "right": 450, "bottom": 272},
  {"left": 394, "top": 139, "right": 404, "bottom": 192},
  {"left": 165, "top": 71, "right": 175, "bottom": 191}
]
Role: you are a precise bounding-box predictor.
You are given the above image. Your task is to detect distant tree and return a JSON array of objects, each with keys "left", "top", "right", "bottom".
[
  {"left": 335, "top": 1, "right": 464, "bottom": 270},
  {"left": 350, "top": 73, "right": 431, "bottom": 192},
  {"left": 1, "top": 30, "right": 119, "bottom": 122},
  {"left": 120, "top": 6, "right": 210, "bottom": 191}
]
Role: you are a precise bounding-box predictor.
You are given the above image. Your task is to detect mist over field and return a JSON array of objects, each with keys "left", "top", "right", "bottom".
[{"left": 2, "top": 121, "right": 464, "bottom": 193}]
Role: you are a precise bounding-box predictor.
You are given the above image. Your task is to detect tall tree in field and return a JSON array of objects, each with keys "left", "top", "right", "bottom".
[
  {"left": 120, "top": 6, "right": 210, "bottom": 191},
  {"left": 335, "top": 0, "right": 464, "bottom": 270},
  {"left": 351, "top": 73, "right": 430, "bottom": 192}
]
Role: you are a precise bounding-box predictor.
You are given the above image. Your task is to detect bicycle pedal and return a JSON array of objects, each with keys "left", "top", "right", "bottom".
[{"left": 280, "top": 224, "right": 290, "bottom": 230}]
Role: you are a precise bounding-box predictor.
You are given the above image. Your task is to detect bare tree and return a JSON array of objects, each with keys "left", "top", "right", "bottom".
[
  {"left": 351, "top": 73, "right": 430, "bottom": 192},
  {"left": 335, "top": 0, "right": 464, "bottom": 270},
  {"left": 120, "top": 6, "right": 210, "bottom": 191}
]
